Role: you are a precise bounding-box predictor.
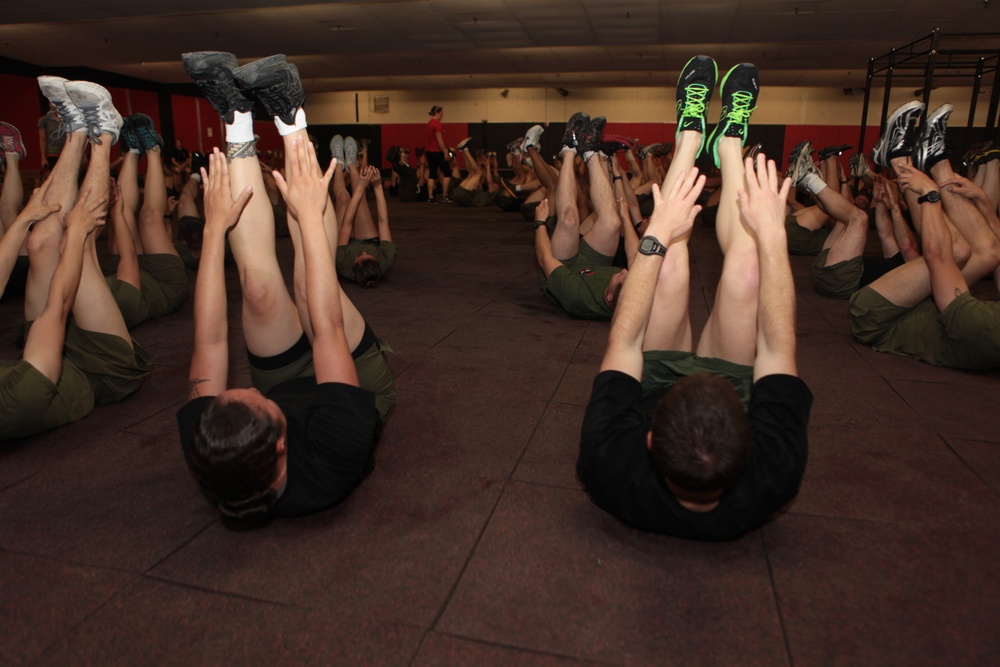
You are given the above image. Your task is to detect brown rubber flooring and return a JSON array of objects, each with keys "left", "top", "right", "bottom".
[{"left": 2, "top": 197, "right": 998, "bottom": 666}]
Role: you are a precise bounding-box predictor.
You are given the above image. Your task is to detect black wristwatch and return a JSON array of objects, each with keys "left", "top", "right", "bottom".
[
  {"left": 638, "top": 235, "right": 667, "bottom": 257},
  {"left": 917, "top": 190, "right": 941, "bottom": 204}
]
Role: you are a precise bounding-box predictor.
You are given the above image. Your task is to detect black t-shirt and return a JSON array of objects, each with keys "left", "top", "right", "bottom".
[
  {"left": 577, "top": 370, "right": 812, "bottom": 541},
  {"left": 177, "top": 378, "right": 378, "bottom": 518}
]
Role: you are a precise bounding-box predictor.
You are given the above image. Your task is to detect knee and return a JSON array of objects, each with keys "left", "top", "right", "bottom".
[
  {"left": 722, "top": 248, "right": 761, "bottom": 301},
  {"left": 26, "top": 220, "right": 63, "bottom": 260},
  {"left": 240, "top": 267, "right": 285, "bottom": 314},
  {"left": 951, "top": 234, "right": 972, "bottom": 266}
]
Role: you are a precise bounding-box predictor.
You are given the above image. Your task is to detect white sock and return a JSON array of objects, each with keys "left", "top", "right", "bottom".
[
  {"left": 802, "top": 172, "right": 827, "bottom": 196},
  {"left": 582, "top": 150, "right": 596, "bottom": 162},
  {"left": 190, "top": 172, "right": 201, "bottom": 183},
  {"left": 274, "top": 108, "right": 307, "bottom": 137},
  {"left": 226, "top": 111, "right": 255, "bottom": 143}
]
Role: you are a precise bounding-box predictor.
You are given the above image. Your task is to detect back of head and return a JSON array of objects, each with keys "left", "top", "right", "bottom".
[
  {"left": 353, "top": 257, "right": 382, "bottom": 288},
  {"left": 179, "top": 218, "right": 204, "bottom": 252},
  {"left": 188, "top": 397, "right": 282, "bottom": 529},
  {"left": 649, "top": 374, "right": 751, "bottom": 494}
]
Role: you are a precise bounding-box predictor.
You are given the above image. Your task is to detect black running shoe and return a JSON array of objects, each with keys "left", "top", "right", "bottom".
[
  {"left": 118, "top": 116, "right": 139, "bottom": 154},
  {"left": 233, "top": 55, "right": 304, "bottom": 125},
  {"left": 128, "top": 113, "right": 164, "bottom": 153},
  {"left": 181, "top": 51, "right": 253, "bottom": 124},
  {"left": 913, "top": 103, "right": 952, "bottom": 171},
  {"left": 870, "top": 100, "right": 924, "bottom": 168},
  {"left": 742, "top": 142, "right": 763, "bottom": 161},
  {"left": 577, "top": 116, "right": 604, "bottom": 154},
  {"left": 819, "top": 144, "right": 852, "bottom": 161},
  {"left": 562, "top": 112, "right": 591, "bottom": 150},
  {"left": 972, "top": 146, "right": 1000, "bottom": 166},
  {"left": 675, "top": 55, "right": 717, "bottom": 156},
  {"left": 706, "top": 63, "right": 759, "bottom": 168}
]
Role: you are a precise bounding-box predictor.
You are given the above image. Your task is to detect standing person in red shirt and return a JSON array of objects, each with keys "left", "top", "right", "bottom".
[{"left": 425, "top": 106, "right": 452, "bottom": 203}]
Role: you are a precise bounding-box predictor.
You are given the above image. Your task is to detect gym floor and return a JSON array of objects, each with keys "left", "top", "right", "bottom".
[{"left": 2, "top": 197, "right": 998, "bottom": 666}]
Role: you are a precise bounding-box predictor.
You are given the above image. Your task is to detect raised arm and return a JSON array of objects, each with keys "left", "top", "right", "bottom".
[
  {"left": 369, "top": 166, "right": 391, "bottom": 242},
  {"left": 738, "top": 155, "right": 797, "bottom": 380},
  {"left": 600, "top": 168, "right": 704, "bottom": 379},
  {"left": 188, "top": 149, "right": 252, "bottom": 400},
  {"left": 532, "top": 199, "right": 563, "bottom": 278},
  {"left": 273, "top": 139, "right": 358, "bottom": 387},
  {"left": 0, "top": 181, "right": 60, "bottom": 297},
  {"left": 22, "top": 188, "right": 104, "bottom": 383}
]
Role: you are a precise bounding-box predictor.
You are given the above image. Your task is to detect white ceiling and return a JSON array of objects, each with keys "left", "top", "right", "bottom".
[{"left": 3, "top": 0, "right": 998, "bottom": 92}]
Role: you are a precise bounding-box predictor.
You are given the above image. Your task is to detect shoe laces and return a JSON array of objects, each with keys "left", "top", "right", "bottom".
[
  {"left": 724, "top": 91, "right": 756, "bottom": 125},
  {"left": 679, "top": 84, "right": 710, "bottom": 117}
]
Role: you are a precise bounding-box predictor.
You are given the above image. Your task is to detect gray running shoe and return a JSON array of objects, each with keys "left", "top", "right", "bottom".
[
  {"left": 37, "top": 75, "right": 86, "bottom": 136},
  {"left": 344, "top": 136, "right": 358, "bottom": 169},
  {"left": 65, "top": 80, "right": 122, "bottom": 145}
]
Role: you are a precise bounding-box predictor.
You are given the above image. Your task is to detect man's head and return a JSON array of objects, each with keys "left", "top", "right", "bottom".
[
  {"left": 853, "top": 190, "right": 872, "bottom": 210},
  {"left": 604, "top": 268, "right": 628, "bottom": 308},
  {"left": 188, "top": 389, "right": 287, "bottom": 527},
  {"left": 647, "top": 374, "right": 751, "bottom": 501},
  {"left": 353, "top": 252, "right": 381, "bottom": 288},
  {"left": 429, "top": 105, "right": 443, "bottom": 119}
]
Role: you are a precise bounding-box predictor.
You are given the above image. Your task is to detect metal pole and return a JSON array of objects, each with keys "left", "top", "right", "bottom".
[
  {"left": 967, "top": 57, "right": 985, "bottom": 148},
  {"left": 859, "top": 58, "right": 875, "bottom": 153},
  {"left": 919, "top": 29, "right": 940, "bottom": 125},
  {"left": 879, "top": 49, "right": 897, "bottom": 132},
  {"left": 986, "top": 46, "right": 1000, "bottom": 133}
]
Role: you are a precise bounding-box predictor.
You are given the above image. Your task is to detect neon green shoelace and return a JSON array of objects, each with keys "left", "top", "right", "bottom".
[
  {"left": 679, "top": 84, "right": 709, "bottom": 117},
  {"left": 725, "top": 91, "right": 756, "bottom": 124}
]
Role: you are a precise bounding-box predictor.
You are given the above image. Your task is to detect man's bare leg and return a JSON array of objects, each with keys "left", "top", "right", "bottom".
[
  {"left": 138, "top": 147, "right": 180, "bottom": 256},
  {"left": 580, "top": 155, "right": 623, "bottom": 256},
  {"left": 0, "top": 151, "right": 24, "bottom": 233}
]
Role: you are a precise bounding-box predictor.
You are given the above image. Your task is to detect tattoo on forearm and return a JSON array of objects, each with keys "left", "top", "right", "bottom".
[
  {"left": 226, "top": 141, "right": 256, "bottom": 162},
  {"left": 188, "top": 378, "right": 211, "bottom": 398}
]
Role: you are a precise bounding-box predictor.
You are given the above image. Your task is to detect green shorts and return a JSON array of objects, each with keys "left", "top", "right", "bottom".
[
  {"left": 61, "top": 321, "right": 152, "bottom": 403},
  {"left": 811, "top": 249, "right": 863, "bottom": 299},
  {"left": 521, "top": 200, "right": 541, "bottom": 221},
  {"left": 0, "top": 357, "right": 94, "bottom": 441},
  {"left": 641, "top": 350, "right": 753, "bottom": 408},
  {"left": 452, "top": 186, "right": 497, "bottom": 208},
  {"left": 785, "top": 216, "right": 830, "bottom": 256},
  {"left": 849, "top": 288, "right": 1000, "bottom": 369},
  {"left": 249, "top": 331, "right": 396, "bottom": 423},
  {"left": 106, "top": 254, "right": 190, "bottom": 328}
]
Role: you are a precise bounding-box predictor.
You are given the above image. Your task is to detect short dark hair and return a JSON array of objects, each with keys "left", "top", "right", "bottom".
[
  {"left": 179, "top": 218, "right": 204, "bottom": 251},
  {"left": 649, "top": 374, "right": 751, "bottom": 494},
  {"left": 353, "top": 257, "right": 381, "bottom": 288},
  {"left": 429, "top": 105, "right": 443, "bottom": 116},
  {"left": 188, "top": 396, "right": 283, "bottom": 528}
]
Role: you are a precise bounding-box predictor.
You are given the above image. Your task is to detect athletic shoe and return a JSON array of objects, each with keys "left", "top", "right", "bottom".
[
  {"left": 232, "top": 55, "right": 304, "bottom": 125},
  {"left": 706, "top": 63, "right": 759, "bottom": 168},
  {"left": 64, "top": 81, "right": 122, "bottom": 145},
  {"left": 330, "top": 134, "right": 345, "bottom": 168},
  {"left": 344, "top": 136, "right": 358, "bottom": 169},
  {"left": 742, "top": 142, "right": 763, "bottom": 162},
  {"left": 570, "top": 115, "right": 603, "bottom": 155},
  {"left": 913, "top": 103, "right": 952, "bottom": 171},
  {"left": 440, "top": 196, "right": 452, "bottom": 203},
  {"left": 562, "top": 111, "right": 591, "bottom": 150},
  {"left": 118, "top": 117, "right": 139, "bottom": 154},
  {"left": 521, "top": 124, "right": 544, "bottom": 152},
  {"left": 848, "top": 152, "right": 872, "bottom": 180},
  {"left": 0, "top": 122, "right": 27, "bottom": 159},
  {"left": 819, "top": 144, "right": 852, "bottom": 161},
  {"left": 600, "top": 133, "right": 635, "bottom": 154},
  {"left": 962, "top": 141, "right": 991, "bottom": 167},
  {"left": 638, "top": 142, "right": 661, "bottom": 160},
  {"left": 675, "top": 55, "right": 717, "bottom": 155},
  {"left": 652, "top": 142, "right": 673, "bottom": 157},
  {"left": 37, "top": 75, "right": 87, "bottom": 135},
  {"left": 181, "top": 51, "right": 253, "bottom": 124},
  {"left": 787, "top": 140, "right": 814, "bottom": 184},
  {"left": 507, "top": 138, "right": 523, "bottom": 154},
  {"left": 870, "top": 100, "right": 924, "bottom": 168},
  {"left": 789, "top": 146, "right": 823, "bottom": 193},
  {"left": 190, "top": 151, "right": 208, "bottom": 175},
  {"left": 385, "top": 145, "right": 400, "bottom": 164},
  {"left": 128, "top": 113, "right": 164, "bottom": 153},
  {"left": 972, "top": 146, "right": 1000, "bottom": 166},
  {"left": 456, "top": 137, "right": 472, "bottom": 151}
]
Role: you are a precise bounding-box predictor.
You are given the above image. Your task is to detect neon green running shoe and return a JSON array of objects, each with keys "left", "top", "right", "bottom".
[
  {"left": 706, "top": 63, "right": 759, "bottom": 168},
  {"left": 675, "top": 55, "right": 717, "bottom": 157}
]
